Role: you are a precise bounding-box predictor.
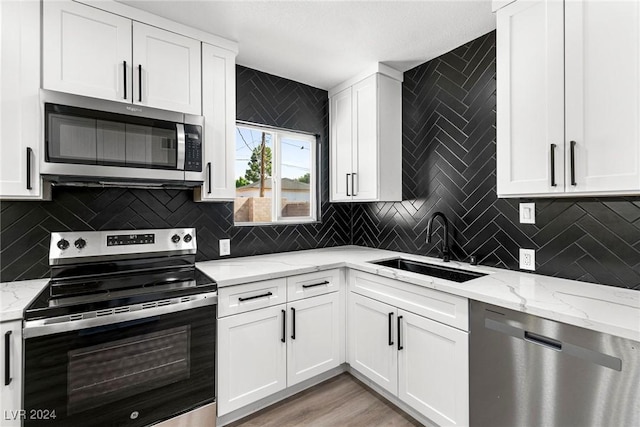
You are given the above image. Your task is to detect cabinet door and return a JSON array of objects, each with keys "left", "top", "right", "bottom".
[
  {"left": 196, "top": 43, "right": 236, "bottom": 200},
  {"left": 217, "top": 305, "right": 287, "bottom": 416},
  {"left": 287, "top": 292, "right": 342, "bottom": 386},
  {"left": 43, "top": 0, "right": 132, "bottom": 102},
  {"left": 565, "top": 0, "right": 640, "bottom": 194},
  {"left": 352, "top": 74, "right": 379, "bottom": 201},
  {"left": 132, "top": 22, "right": 201, "bottom": 115},
  {"left": 1, "top": 321, "right": 23, "bottom": 427},
  {"left": 347, "top": 293, "right": 397, "bottom": 395},
  {"left": 398, "top": 310, "right": 469, "bottom": 427},
  {"left": 1, "top": 0, "right": 47, "bottom": 199},
  {"left": 330, "top": 87, "right": 354, "bottom": 201},
  {"left": 496, "top": 0, "right": 564, "bottom": 197}
]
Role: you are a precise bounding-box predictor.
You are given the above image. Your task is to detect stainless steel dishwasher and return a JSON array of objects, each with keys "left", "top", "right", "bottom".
[{"left": 470, "top": 301, "right": 639, "bottom": 427}]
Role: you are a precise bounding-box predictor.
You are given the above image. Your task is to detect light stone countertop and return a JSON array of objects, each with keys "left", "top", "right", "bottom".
[
  {"left": 1, "top": 246, "right": 638, "bottom": 341},
  {"left": 0, "top": 278, "right": 48, "bottom": 322},
  {"left": 197, "top": 245, "right": 640, "bottom": 342}
]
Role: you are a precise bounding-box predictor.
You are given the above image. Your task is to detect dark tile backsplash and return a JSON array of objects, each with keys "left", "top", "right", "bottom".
[
  {"left": 2, "top": 36, "right": 640, "bottom": 289},
  {"left": 0, "top": 65, "right": 351, "bottom": 282},
  {"left": 353, "top": 31, "right": 640, "bottom": 290}
]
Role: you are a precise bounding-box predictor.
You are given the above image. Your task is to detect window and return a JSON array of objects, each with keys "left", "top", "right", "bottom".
[{"left": 234, "top": 123, "right": 317, "bottom": 224}]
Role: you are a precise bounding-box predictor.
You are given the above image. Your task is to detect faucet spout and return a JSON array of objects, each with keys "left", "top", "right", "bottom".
[{"left": 426, "top": 212, "right": 451, "bottom": 262}]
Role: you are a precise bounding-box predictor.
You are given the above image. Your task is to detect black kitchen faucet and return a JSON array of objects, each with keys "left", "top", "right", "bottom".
[{"left": 426, "top": 212, "right": 451, "bottom": 262}]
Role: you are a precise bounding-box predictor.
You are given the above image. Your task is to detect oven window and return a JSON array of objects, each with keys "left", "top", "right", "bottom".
[{"left": 66, "top": 326, "right": 190, "bottom": 415}]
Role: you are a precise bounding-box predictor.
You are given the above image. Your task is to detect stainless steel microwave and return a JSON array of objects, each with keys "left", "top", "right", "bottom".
[{"left": 40, "top": 90, "right": 204, "bottom": 188}]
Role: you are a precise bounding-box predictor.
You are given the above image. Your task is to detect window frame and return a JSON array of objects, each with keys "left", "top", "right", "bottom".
[{"left": 234, "top": 122, "right": 319, "bottom": 226}]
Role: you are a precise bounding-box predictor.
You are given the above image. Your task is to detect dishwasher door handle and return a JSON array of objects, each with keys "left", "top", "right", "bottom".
[{"left": 485, "top": 317, "right": 622, "bottom": 371}]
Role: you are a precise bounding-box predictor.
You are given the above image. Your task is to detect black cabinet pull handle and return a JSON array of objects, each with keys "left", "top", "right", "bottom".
[
  {"left": 302, "top": 280, "right": 329, "bottom": 289},
  {"left": 123, "top": 60, "right": 127, "bottom": 99},
  {"left": 346, "top": 173, "right": 351, "bottom": 196},
  {"left": 550, "top": 143, "right": 556, "bottom": 187},
  {"left": 388, "top": 312, "right": 394, "bottom": 346},
  {"left": 291, "top": 307, "right": 296, "bottom": 340},
  {"left": 238, "top": 291, "right": 272, "bottom": 302},
  {"left": 26, "top": 147, "right": 32, "bottom": 190},
  {"left": 570, "top": 140, "right": 577, "bottom": 186},
  {"left": 397, "top": 315, "right": 403, "bottom": 350},
  {"left": 207, "top": 162, "right": 212, "bottom": 194},
  {"left": 5, "top": 331, "right": 11, "bottom": 386},
  {"left": 281, "top": 309, "right": 286, "bottom": 343},
  {"left": 352, "top": 172, "right": 357, "bottom": 196},
  {"left": 138, "top": 64, "right": 142, "bottom": 102}
]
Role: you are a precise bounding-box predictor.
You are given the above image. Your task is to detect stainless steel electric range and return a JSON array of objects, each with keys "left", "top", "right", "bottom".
[{"left": 23, "top": 228, "right": 217, "bottom": 427}]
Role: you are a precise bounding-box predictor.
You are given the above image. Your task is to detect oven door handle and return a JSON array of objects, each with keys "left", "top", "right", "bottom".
[{"left": 23, "top": 292, "right": 217, "bottom": 339}]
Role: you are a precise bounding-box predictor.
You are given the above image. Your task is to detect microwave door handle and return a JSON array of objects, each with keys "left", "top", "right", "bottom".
[{"left": 176, "top": 124, "right": 185, "bottom": 170}]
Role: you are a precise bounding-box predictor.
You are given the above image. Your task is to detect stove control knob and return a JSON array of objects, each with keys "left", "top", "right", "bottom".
[
  {"left": 57, "top": 239, "right": 70, "bottom": 250},
  {"left": 171, "top": 234, "right": 181, "bottom": 243},
  {"left": 183, "top": 234, "right": 192, "bottom": 243},
  {"left": 74, "top": 238, "right": 86, "bottom": 249}
]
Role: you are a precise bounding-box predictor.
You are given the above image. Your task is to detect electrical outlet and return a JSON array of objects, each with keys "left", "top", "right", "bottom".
[
  {"left": 519, "top": 202, "right": 535, "bottom": 224},
  {"left": 219, "top": 239, "right": 231, "bottom": 256},
  {"left": 519, "top": 248, "right": 535, "bottom": 271}
]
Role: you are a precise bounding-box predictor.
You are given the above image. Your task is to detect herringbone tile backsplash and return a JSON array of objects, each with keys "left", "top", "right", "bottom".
[
  {"left": 0, "top": 66, "right": 351, "bottom": 282},
  {"left": 353, "top": 31, "right": 640, "bottom": 290},
  {"left": 2, "top": 33, "right": 640, "bottom": 289}
]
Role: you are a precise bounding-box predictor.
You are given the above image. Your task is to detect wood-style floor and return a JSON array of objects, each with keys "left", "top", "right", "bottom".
[{"left": 227, "top": 373, "right": 422, "bottom": 427}]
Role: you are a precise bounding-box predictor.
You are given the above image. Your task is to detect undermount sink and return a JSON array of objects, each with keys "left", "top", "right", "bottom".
[{"left": 370, "top": 257, "right": 487, "bottom": 283}]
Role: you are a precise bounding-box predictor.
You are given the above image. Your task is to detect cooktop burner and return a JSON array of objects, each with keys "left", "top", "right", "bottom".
[{"left": 25, "top": 228, "right": 216, "bottom": 321}]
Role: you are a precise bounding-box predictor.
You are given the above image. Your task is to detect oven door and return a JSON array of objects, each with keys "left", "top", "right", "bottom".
[{"left": 23, "top": 299, "right": 215, "bottom": 427}]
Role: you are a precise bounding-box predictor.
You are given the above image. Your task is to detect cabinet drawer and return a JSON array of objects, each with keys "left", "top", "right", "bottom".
[
  {"left": 218, "top": 278, "right": 287, "bottom": 318},
  {"left": 349, "top": 270, "right": 468, "bottom": 331},
  {"left": 287, "top": 269, "right": 341, "bottom": 301}
]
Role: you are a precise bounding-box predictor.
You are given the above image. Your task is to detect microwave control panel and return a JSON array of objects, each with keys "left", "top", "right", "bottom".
[{"left": 184, "top": 124, "right": 202, "bottom": 172}]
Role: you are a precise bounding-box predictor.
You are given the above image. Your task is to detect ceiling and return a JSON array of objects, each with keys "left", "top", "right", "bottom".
[{"left": 118, "top": 0, "right": 496, "bottom": 90}]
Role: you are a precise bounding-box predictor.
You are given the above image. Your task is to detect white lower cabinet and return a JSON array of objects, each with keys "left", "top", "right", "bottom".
[
  {"left": 348, "top": 289, "right": 469, "bottom": 426},
  {"left": 287, "top": 292, "right": 342, "bottom": 386},
  {"left": 217, "top": 304, "right": 287, "bottom": 415},
  {"left": 398, "top": 310, "right": 469, "bottom": 427},
  {"left": 1, "top": 320, "right": 23, "bottom": 427},
  {"left": 217, "top": 271, "right": 344, "bottom": 418},
  {"left": 348, "top": 293, "right": 397, "bottom": 395}
]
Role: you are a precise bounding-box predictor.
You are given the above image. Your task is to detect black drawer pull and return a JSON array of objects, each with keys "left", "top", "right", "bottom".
[
  {"left": 281, "top": 309, "right": 286, "bottom": 343},
  {"left": 388, "top": 312, "right": 394, "bottom": 346},
  {"left": 550, "top": 143, "right": 557, "bottom": 187},
  {"left": 207, "top": 162, "right": 212, "bottom": 194},
  {"left": 352, "top": 173, "right": 357, "bottom": 196},
  {"left": 346, "top": 173, "right": 351, "bottom": 196},
  {"left": 570, "top": 140, "right": 577, "bottom": 186},
  {"left": 302, "top": 281, "right": 330, "bottom": 289},
  {"left": 138, "top": 64, "right": 143, "bottom": 102},
  {"left": 238, "top": 292, "right": 272, "bottom": 302},
  {"left": 123, "top": 60, "right": 127, "bottom": 99},
  {"left": 5, "top": 331, "right": 11, "bottom": 386},
  {"left": 397, "top": 316, "right": 403, "bottom": 351},
  {"left": 26, "top": 147, "right": 32, "bottom": 190},
  {"left": 291, "top": 307, "right": 296, "bottom": 340}
]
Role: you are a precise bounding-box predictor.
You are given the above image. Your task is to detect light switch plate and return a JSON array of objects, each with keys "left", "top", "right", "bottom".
[
  {"left": 519, "top": 202, "right": 535, "bottom": 224},
  {"left": 519, "top": 248, "right": 535, "bottom": 271},
  {"left": 219, "top": 239, "right": 231, "bottom": 256}
]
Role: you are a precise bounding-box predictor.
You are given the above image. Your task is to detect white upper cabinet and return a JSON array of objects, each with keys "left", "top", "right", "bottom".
[
  {"left": 194, "top": 43, "right": 237, "bottom": 201},
  {"left": 564, "top": 0, "right": 640, "bottom": 194},
  {"left": 329, "top": 66, "right": 402, "bottom": 202},
  {"left": 497, "top": 0, "right": 640, "bottom": 197},
  {"left": 132, "top": 22, "right": 201, "bottom": 114},
  {"left": 43, "top": 1, "right": 202, "bottom": 115},
  {"left": 496, "top": 0, "right": 564, "bottom": 196},
  {"left": 43, "top": 1, "right": 133, "bottom": 102},
  {"left": 1, "top": 0, "right": 50, "bottom": 200}
]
